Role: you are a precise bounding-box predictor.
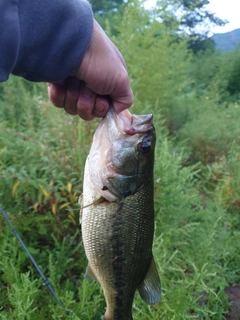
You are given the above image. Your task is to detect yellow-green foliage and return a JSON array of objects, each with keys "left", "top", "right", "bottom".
[
  {"left": 1, "top": 2, "right": 240, "bottom": 319},
  {"left": 110, "top": 1, "right": 190, "bottom": 114}
]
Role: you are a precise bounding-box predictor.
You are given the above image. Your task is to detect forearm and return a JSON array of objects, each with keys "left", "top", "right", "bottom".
[{"left": 0, "top": 0, "right": 93, "bottom": 82}]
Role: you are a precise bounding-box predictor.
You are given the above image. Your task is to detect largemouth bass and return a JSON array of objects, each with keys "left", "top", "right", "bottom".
[{"left": 80, "top": 105, "right": 161, "bottom": 320}]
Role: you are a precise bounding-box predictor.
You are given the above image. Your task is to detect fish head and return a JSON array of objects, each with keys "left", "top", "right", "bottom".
[{"left": 88, "top": 106, "right": 156, "bottom": 201}]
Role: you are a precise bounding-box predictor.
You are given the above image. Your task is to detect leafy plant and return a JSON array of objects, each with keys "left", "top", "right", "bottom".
[{"left": 1, "top": 1, "right": 240, "bottom": 319}]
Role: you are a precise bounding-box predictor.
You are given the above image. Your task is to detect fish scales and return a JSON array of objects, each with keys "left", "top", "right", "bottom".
[
  {"left": 81, "top": 106, "right": 161, "bottom": 320},
  {"left": 82, "top": 180, "right": 154, "bottom": 318}
]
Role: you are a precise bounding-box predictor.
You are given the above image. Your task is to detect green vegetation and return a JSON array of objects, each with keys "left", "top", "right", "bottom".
[{"left": 1, "top": 1, "right": 240, "bottom": 319}]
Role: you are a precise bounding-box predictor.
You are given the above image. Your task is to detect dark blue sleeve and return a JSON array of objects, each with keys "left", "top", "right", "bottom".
[{"left": 0, "top": 0, "right": 93, "bottom": 82}]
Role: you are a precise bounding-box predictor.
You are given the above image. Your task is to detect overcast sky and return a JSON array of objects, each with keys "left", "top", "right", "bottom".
[
  {"left": 145, "top": 0, "right": 240, "bottom": 35},
  {"left": 206, "top": 0, "right": 239, "bottom": 34}
]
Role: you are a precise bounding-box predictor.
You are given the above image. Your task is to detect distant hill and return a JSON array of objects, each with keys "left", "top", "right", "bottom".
[{"left": 211, "top": 28, "right": 240, "bottom": 52}]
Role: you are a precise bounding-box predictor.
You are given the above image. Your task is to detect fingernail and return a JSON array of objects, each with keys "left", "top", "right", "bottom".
[{"left": 83, "top": 86, "right": 94, "bottom": 98}]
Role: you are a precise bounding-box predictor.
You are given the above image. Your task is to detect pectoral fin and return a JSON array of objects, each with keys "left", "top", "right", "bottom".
[
  {"left": 138, "top": 257, "right": 161, "bottom": 305},
  {"left": 84, "top": 264, "right": 98, "bottom": 282},
  {"left": 79, "top": 194, "right": 83, "bottom": 224},
  {"left": 80, "top": 195, "right": 106, "bottom": 224}
]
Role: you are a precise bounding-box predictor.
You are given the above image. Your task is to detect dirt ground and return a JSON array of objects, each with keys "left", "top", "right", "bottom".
[{"left": 225, "top": 285, "right": 240, "bottom": 320}]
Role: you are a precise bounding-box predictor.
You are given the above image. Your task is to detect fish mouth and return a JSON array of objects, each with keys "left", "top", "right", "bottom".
[{"left": 106, "top": 105, "right": 153, "bottom": 137}]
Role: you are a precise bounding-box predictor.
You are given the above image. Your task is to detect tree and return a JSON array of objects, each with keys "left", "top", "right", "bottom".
[
  {"left": 188, "top": 36, "right": 215, "bottom": 53},
  {"left": 89, "top": 0, "right": 125, "bottom": 15},
  {"left": 112, "top": 1, "right": 190, "bottom": 114},
  {"left": 226, "top": 48, "right": 240, "bottom": 98},
  {"left": 88, "top": 0, "right": 128, "bottom": 35},
  {"left": 155, "top": 0, "right": 227, "bottom": 52},
  {"left": 178, "top": 0, "right": 226, "bottom": 31}
]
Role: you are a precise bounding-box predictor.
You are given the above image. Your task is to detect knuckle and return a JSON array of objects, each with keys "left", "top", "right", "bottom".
[
  {"left": 119, "top": 69, "right": 129, "bottom": 86},
  {"left": 76, "top": 96, "right": 95, "bottom": 120}
]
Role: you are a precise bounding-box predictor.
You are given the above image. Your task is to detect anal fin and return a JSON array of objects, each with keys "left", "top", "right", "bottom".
[
  {"left": 138, "top": 256, "right": 161, "bottom": 305},
  {"left": 84, "top": 263, "right": 98, "bottom": 282}
]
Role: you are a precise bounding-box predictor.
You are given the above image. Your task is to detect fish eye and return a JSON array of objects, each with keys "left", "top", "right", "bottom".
[{"left": 138, "top": 140, "right": 151, "bottom": 154}]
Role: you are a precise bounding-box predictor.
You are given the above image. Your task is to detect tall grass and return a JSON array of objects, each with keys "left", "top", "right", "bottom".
[
  {"left": 1, "top": 3, "right": 240, "bottom": 318},
  {"left": 1, "top": 75, "right": 239, "bottom": 318}
]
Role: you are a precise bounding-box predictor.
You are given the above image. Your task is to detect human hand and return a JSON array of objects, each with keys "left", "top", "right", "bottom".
[{"left": 48, "top": 20, "right": 134, "bottom": 120}]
